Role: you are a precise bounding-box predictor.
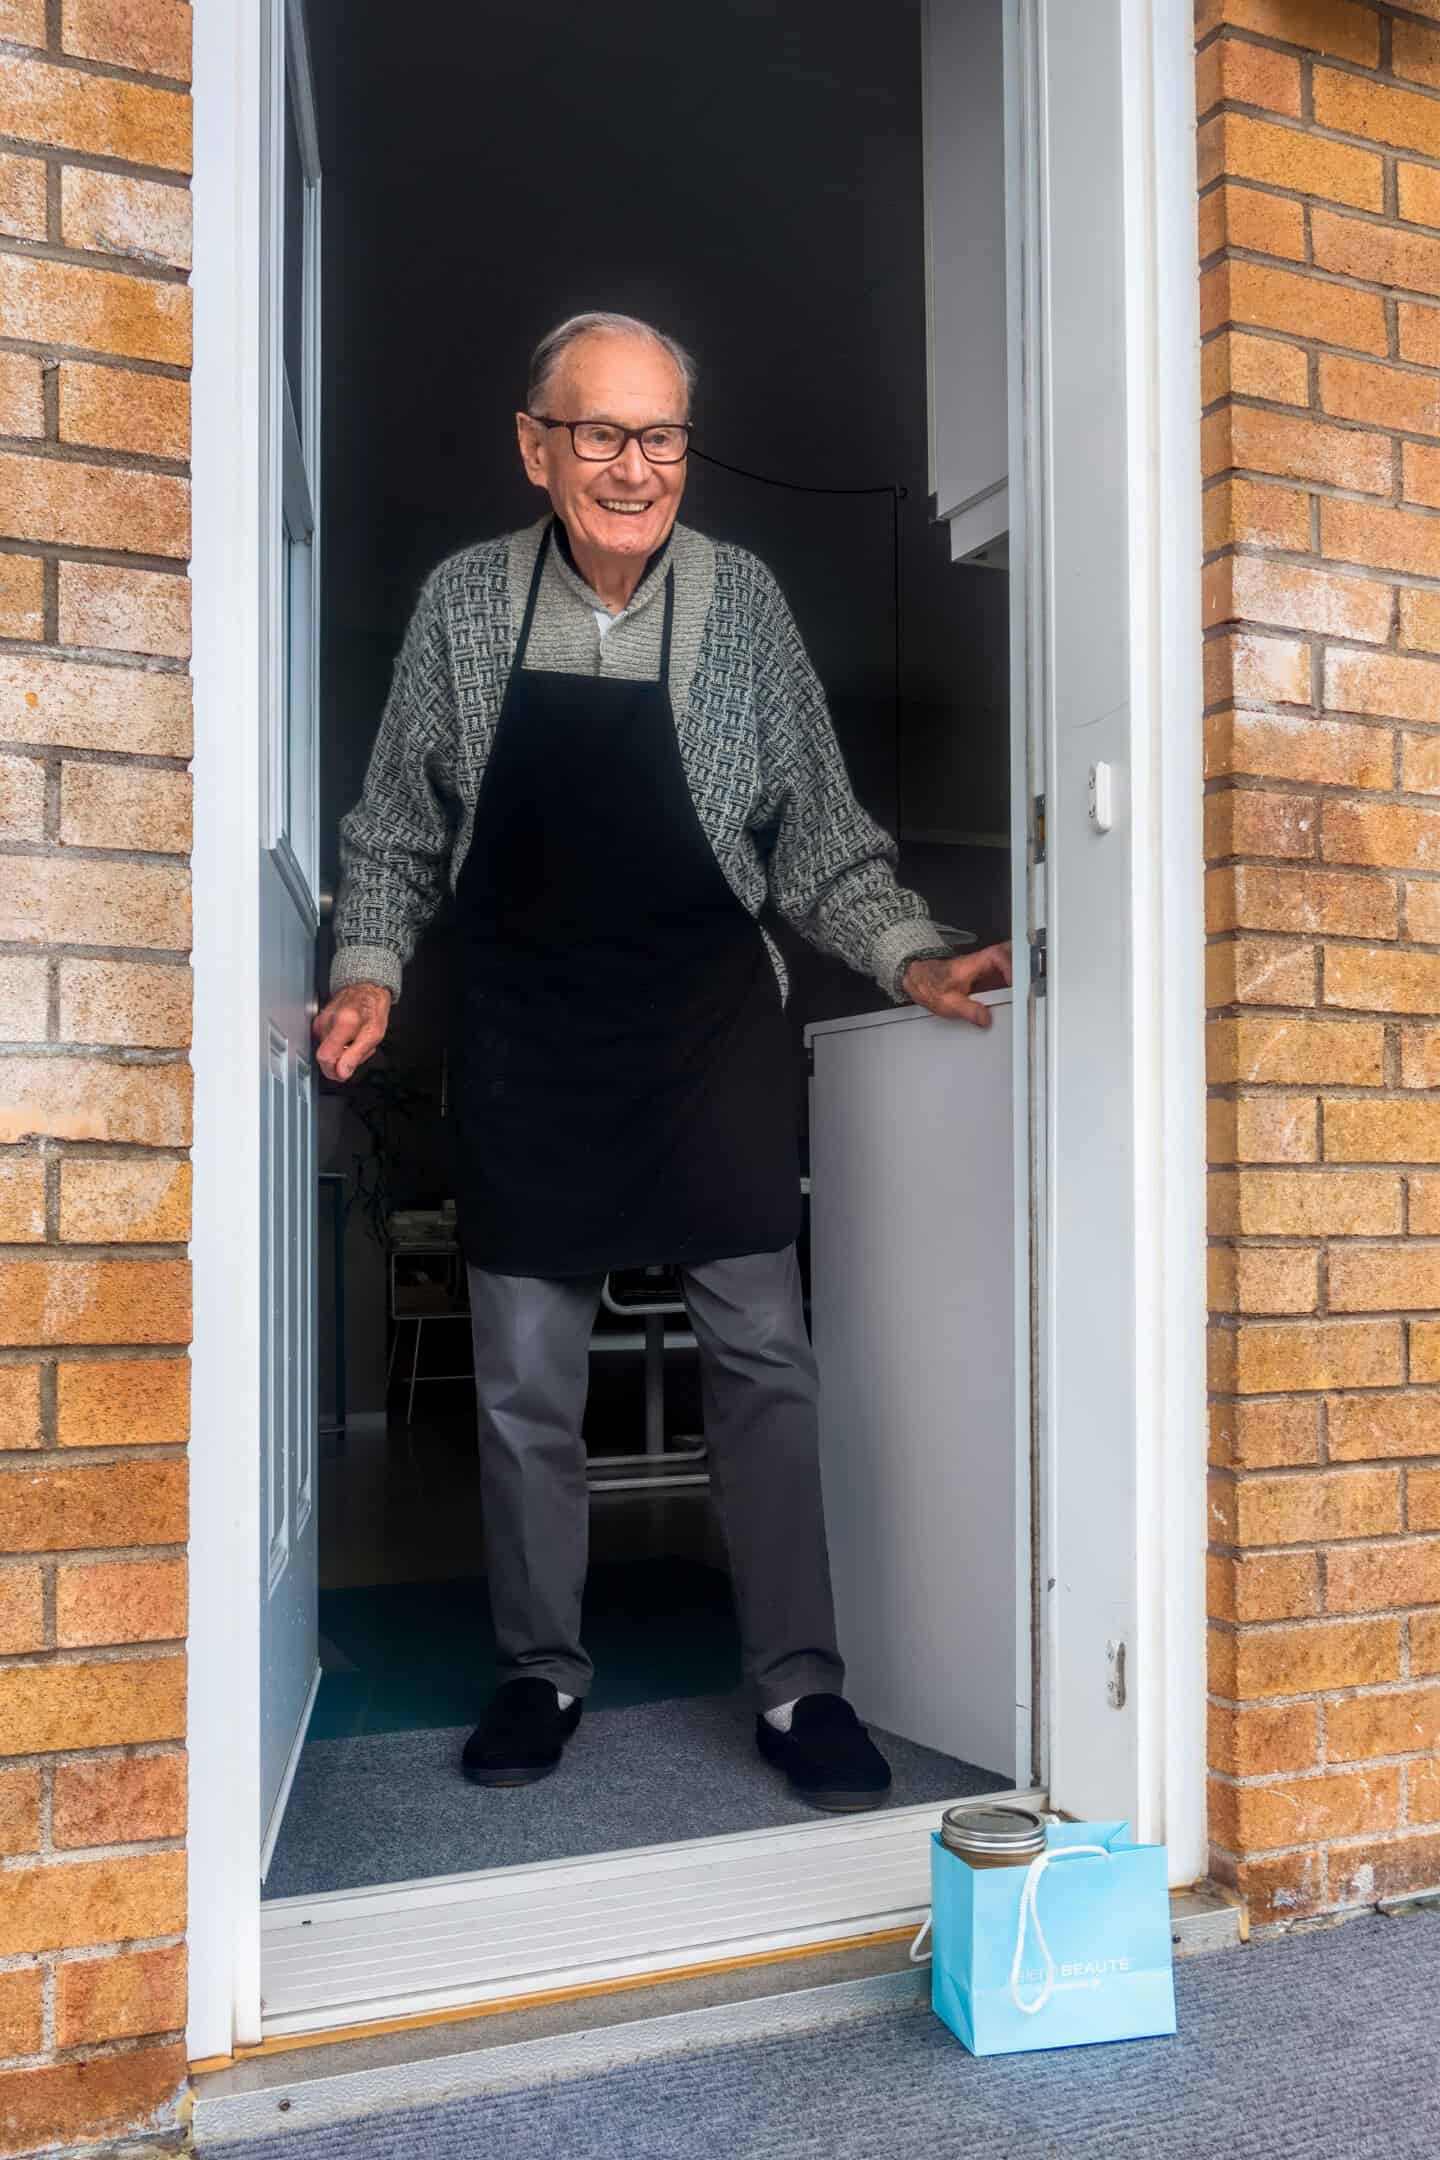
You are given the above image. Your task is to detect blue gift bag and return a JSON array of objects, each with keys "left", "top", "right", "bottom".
[{"left": 923, "top": 1819, "right": 1176, "bottom": 2056}]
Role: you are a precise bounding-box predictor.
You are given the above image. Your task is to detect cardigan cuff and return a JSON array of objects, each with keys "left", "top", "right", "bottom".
[
  {"left": 330, "top": 942, "right": 404, "bottom": 1002},
  {"left": 868, "top": 918, "right": 958, "bottom": 1004}
]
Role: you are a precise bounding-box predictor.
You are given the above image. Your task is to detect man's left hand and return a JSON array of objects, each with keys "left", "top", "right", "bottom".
[{"left": 902, "top": 941, "right": 1013, "bottom": 1026}]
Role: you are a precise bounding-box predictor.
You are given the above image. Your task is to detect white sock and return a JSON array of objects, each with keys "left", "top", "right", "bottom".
[
  {"left": 556, "top": 1691, "right": 576, "bottom": 1710},
  {"left": 764, "top": 1698, "right": 798, "bottom": 1732}
]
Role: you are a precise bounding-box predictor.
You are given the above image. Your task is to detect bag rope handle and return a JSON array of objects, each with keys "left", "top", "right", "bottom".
[{"left": 1009, "top": 1844, "right": 1110, "bottom": 2015}]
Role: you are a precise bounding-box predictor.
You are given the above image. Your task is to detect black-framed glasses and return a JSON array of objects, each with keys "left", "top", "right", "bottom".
[{"left": 527, "top": 416, "right": 692, "bottom": 465}]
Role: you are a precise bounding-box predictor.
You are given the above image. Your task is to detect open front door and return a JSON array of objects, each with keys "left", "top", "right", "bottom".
[{"left": 259, "top": 0, "right": 323, "bottom": 1870}]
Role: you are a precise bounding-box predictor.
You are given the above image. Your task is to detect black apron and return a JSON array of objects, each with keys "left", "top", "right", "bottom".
[{"left": 450, "top": 524, "right": 800, "bottom": 1277}]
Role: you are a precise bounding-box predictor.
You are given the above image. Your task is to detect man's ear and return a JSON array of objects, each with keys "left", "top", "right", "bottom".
[{"left": 515, "top": 412, "right": 547, "bottom": 489}]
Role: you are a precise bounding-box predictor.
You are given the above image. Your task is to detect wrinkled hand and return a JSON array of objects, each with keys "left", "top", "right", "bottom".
[
  {"left": 902, "top": 942, "right": 1013, "bottom": 1027},
  {"left": 313, "top": 981, "right": 392, "bottom": 1081}
]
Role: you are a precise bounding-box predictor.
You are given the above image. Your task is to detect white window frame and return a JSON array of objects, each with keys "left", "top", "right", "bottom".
[{"left": 188, "top": 0, "right": 1206, "bottom": 2060}]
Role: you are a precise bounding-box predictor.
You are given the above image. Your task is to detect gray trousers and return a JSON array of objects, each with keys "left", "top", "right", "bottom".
[{"left": 466, "top": 1245, "right": 844, "bottom": 1710}]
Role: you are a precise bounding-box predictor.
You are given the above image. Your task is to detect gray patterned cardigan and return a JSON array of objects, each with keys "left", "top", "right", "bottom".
[{"left": 331, "top": 516, "right": 951, "bottom": 1004}]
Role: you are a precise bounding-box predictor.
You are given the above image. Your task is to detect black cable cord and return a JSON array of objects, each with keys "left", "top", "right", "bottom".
[{"left": 689, "top": 446, "right": 907, "bottom": 834}]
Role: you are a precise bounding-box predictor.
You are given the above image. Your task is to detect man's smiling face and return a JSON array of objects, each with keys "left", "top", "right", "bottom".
[{"left": 516, "top": 330, "right": 689, "bottom": 569}]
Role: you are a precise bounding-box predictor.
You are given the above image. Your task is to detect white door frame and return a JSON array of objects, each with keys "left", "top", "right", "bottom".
[{"left": 187, "top": 0, "right": 1206, "bottom": 2061}]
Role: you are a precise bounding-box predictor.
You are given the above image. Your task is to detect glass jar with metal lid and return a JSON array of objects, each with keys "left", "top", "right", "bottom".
[{"left": 940, "top": 1804, "right": 1048, "bottom": 1870}]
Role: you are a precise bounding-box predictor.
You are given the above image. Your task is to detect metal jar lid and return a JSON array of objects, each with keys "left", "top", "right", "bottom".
[{"left": 940, "top": 1804, "right": 1048, "bottom": 1858}]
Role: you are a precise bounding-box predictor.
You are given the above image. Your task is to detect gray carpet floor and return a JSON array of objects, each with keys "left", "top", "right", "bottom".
[
  {"left": 205, "top": 1912, "right": 1440, "bottom": 2158},
  {"left": 263, "top": 1691, "right": 1009, "bottom": 1899}
]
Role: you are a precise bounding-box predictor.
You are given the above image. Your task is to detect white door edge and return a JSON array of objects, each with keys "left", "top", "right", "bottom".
[
  {"left": 260, "top": 1662, "right": 321, "bottom": 1885},
  {"left": 185, "top": 0, "right": 1209, "bottom": 2066}
]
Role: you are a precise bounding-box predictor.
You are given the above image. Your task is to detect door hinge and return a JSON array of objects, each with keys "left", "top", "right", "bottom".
[
  {"left": 1106, "top": 1638, "right": 1127, "bottom": 1710},
  {"left": 1030, "top": 925, "right": 1047, "bottom": 995},
  {"left": 1033, "top": 793, "right": 1047, "bottom": 864}
]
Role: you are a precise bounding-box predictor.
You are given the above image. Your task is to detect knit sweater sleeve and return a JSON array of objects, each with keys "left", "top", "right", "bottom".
[
  {"left": 330, "top": 574, "right": 460, "bottom": 1003},
  {"left": 751, "top": 565, "right": 951, "bottom": 1002}
]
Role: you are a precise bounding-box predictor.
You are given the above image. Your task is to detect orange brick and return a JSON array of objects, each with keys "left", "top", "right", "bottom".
[
  {"left": 1403, "top": 440, "right": 1440, "bottom": 510},
  {"left": 56, "top": 1944, "right": 186, "bottom": 2048},
  {"left": 1208, "top": 1547, "right": 1320, "bottom": 1618},
  {"left": 1320, "top": 353, "right": 1440, "bottom": 437},
  {"left": 1327, "top": 1537, "right": 1440, "bottom": 1612},
  {"left": 1205, "top": 557, "right": 1390, "bottom": 644},
  {"left": 1, "top": 653, "right": 191, "bottom": 757},
  {"left": 1196, "top": 38, "right": 1302, "bottom": 119},
  {"left": 1206, "top": 939, "right": 1317, "bottom": 1009},
  {"left": 59, "top": 1158, "right": 190, "bottom": 1243},
  {"left": 1215, "top": 1317, "right": 1403, "bottom": 1393},
  {"left": 58, "top": 359, "right": 188, "bottom": 460},
  {"left": 1214, "top": 1167, "right": 1400, "bottom": 1236},
  {"left": 1209, "top": 1395, "right": 1321, "bottom": 1468},
  {"left": 1314, "top": 67, "right": 1440, "bottom": 160},
  {"left": 1411, "top": 1176, "right": 1440, "bottom": 1230},
  {"left": 1202, "top": 478, "right": 1311, "bottom": 552},
  {"left": 1395, "top": 17, "right": 1440, "bottom": 91},
  {"left": 0, "top": 448, "right": 189, "bottom": 556},
  {"left": 1399, "top": 300, "right": 1440, "bottom": 369},
  {"left": 1401, "top": 735, "right": 1440, "bottom": 795},
  {"left": 58, "top": 957, "right": 192, "bottom": 1050},
  {"left": 0, "top": 749, "right": 45, "bottom": 844},
  {"left": 2, "top": 856, "right": 190, "bottom": 950},
  {"left": 1409, "top": 1468, "right": 1440, "bottom": 1530},
  {"left": 0, "top": 2044, "right": 187, "bottom": 2157},
  {"left": 1208, "top": 1699, "right": 1319, "bottom": 1778},
  {"left": 1199, "top": 184, "right": 1308, "bottom": 266},
  {"left": 1412, "top": 1754, "right": 1440, "bottom": 1819},
  {"left": 1210, "top": 1242, "right": 1318, "bottom": 1314},
  {"left": 63, "top": 0, "right": 192, "bottom": 79},
  {"left": 1329, "top": 1244, "right": 1440, "bottom": 1311},
  {"left": 1206, "top": 1010, "right": 1386, "bottom": 1082},
  {"left": 1214, "top": 1847, "right": 1323, "bottom": 1923},
  {"left": 1324, "top": 796, "right": 1440, "bottom": 871},
  {"left": 1201, "top": 258, "right": 1388, "bottom": 355},
  {"left": 0, "top": 53, "right": 190, "bottom": 170},
  {"left": 1207, "top": 1093, "right": 1319, "bottom": 1164},
  {"left": 0, "top": 253, "right": 190, "bottom": 370},
  {"left": 1326, "top": 1684, "right": 1440, "bottom": 1761},
  {"left": 0, "top": 1, "right": 45, "bottom": 50},
  {"left": 60, "top": 166, "right": 191, "bottom": 271},
  {"left": 1399, "top": 161, "right": 1440, "bottom": 231},
  {"left": 58, "top": 563, "right": 191, "bottom": 661},
  {"left": 1214, "top": 1616, "right": 1401, "bottom": 1698},
  {"left": 1322, "top": 500, "right": 1440, "bottom": 584},
  {"left": 1195, "top": 0, "right": 1378, "bottom": 64},
  {"left": 0, "top": 1363, "right": 43, "bottom": 1450},
  {"left": 56, "top": 1557, "right": 187, "bottom": 1648},
  {"left": 58, "top": 763, "right": 192, "bottom": 852},
  {"left": 1204, "top": 629, "right": 1311, "bottom": 707},
  {"left": 0, "top": 150, "right": 44, "bottom": 242},
  {"left": 1204, "top": 710, "right": 1392, "bottom": 791},
  {"left": 0, "top": 350, "right": 43, "bottom": 436},
  {"left": 1199, "top": 113, "right": 1382, "bottom": 211},
  {"left": 0, "top": 1967, "right": 43, "bottom": 2056},
  {"left": 0, "top": 554, "right": 44, "bottom": 640},
  {"left": 0, "top": 1767, "right": 41, "bottom": 1860},
  {"left": 1212, "top": 1765, "right": 1401, "bottom": 1851},
  {"left": 56, "top": 1356, "right": 188, "bottom": 1448},
  {"left": 1313, "top": 205, "right": 1440, "bottom": 300},
  {"left": 1412, "top": 1320, "right": 1440, "bottom": 1379},
  {"left": 1324, "top": 943, "right": 1440, "bottom": 1015},
  {"left": 0, "top": 1153, "right": 44, "bottom": 1241},
  {"left": 1209, "top": 865, "right": 1397, "bottom": 940},
  {"left": 1329, "top": 1392, "right": 1440, "bottom": 1461},
  {"left": 1208, "top": 403, "right": 1392, "bottom": 495},
  {"left": 1204, "top": 786, "right": 1318, "bottom": 860},
  {"left": 0, "top": 1658, "right": 184, "bottom": 1759},
  {"left": 1326, "top": 1098, "right": 1440, "bottom": 1162},
  {"left": 0, "top": 1849, "right": 184, "bottom": 1957},
  {"left": 0, "top": 1566, "right": 44, "bottom": 1654},
  {"left": 0, "top": 1257, "right": 191, "bottom": 1346},
  {"left": 0, "top": 1059, "right": 191, "bottom": 1147},
  {"left": 1414, "top": 1609, "right": 1440, "bottom": 1675},
  {"left": 52, "top": 1751, "right": 185, "bottom": 1848},
  {"left": 0, "top": 1459, "right": 186, "bottom": 1552},
  {"left": 1404, "top": 881, "right": 1440, "bottom": 944},
  {"left": 0, "top": 956, "right": 48, "bottom": 1042},
  {"left": 1222, "top": 1465, "right": 1401, "bottom": 1545}
]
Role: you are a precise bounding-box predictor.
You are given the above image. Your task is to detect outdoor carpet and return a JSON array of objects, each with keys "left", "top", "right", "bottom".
[
  {"left": 203, "top": 1910, "right": 1440, "bottom": 2158},
  {"left": 262, "top": 1690, "right": 1009, "bottom": 1898}
]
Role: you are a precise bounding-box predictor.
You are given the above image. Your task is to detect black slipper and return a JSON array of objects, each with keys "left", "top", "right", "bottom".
[
  {"left": 461, "top": 1678, "right": 583, "bottom": 1786},
  {"left": 756, "top": 1693, "right": 893, "bottom": 1812}
]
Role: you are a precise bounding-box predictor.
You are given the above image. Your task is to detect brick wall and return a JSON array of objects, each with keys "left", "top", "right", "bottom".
[
  {"left": 0, "top": 2, "right": 192, "bottom": 2151},
  {"left": 1201, "top": 0, "right": 1440, "bottom": 1923}
]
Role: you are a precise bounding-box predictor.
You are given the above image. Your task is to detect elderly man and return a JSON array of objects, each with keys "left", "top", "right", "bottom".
[{"left": 316, "top": 311, "right": 1011, "bottom": 1810}]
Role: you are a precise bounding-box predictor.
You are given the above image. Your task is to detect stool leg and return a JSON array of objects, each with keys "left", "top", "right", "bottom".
[
  {"left": 644, "top": 1311, "right": 664, "bottom": 1456},
  {"left": 408, "top": 1314, "right": 424, "bottom": 1427}
]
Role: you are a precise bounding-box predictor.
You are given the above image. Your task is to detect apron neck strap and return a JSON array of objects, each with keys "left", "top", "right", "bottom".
[{"left": 517, "top": 521, "right": 675, "bottom": 686}]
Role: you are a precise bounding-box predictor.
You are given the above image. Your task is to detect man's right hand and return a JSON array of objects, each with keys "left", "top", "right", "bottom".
[{"left": 313, "top": 981, "right": 392, "bottom": 1082}]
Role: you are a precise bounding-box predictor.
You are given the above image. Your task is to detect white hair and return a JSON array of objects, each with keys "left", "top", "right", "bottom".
[{"left": 526, "top": 311, "right": 697, "bottom": 416}]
